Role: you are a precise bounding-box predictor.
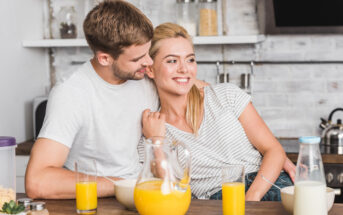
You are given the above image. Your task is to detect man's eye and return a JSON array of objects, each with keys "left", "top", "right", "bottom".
[{"left": 167, "top": 59, "right": 177, "bottom": 63}]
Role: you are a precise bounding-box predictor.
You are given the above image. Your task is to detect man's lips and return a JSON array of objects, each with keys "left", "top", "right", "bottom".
[{"left": 137, "top": 68, "right": 146, "bottom": 74}]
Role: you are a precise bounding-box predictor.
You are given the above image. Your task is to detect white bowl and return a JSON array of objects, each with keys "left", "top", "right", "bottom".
[
  {"left": 281, "top": 185, "right": 335, "bottom": 214},
  {"left": 113, "top": 179, "right": 137, "bottom": 210}
]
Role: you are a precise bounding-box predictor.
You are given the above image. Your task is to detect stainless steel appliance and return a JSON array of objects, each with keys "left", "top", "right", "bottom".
[{"left": 320, "top": 108, "right": 343, "bottom": 149}]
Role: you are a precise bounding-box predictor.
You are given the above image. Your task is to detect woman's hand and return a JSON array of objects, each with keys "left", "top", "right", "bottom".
[
  {"left": 283, "top": 157, "right": 296, "bottom": 183},
  {"left": 142, "top": 109, "right": 166, "bottom": 139}
]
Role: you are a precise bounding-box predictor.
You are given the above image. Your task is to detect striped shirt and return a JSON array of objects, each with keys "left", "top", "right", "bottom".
[{"left": 139, "top": 83, "right": 262, "bottom": 199}]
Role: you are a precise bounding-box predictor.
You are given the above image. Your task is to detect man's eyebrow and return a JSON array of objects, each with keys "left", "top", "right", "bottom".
[
  {"left": 163, "top": 53, "right": 195, "bottom": 59},
  {"left": 131, "top": 53, "right": 146, "bottom": 61}
]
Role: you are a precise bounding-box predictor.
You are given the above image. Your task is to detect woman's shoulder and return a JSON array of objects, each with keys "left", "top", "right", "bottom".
[
  {"left": 205, "top": 83, "right": 244, "bottom": 98},
  {"left": 204, "top": 83, "right": 251, "bottom": 116}
]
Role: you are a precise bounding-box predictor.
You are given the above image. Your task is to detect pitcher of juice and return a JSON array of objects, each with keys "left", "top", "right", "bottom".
[{"left": 134, "top": 136, "right": 191, "bottom": 215}]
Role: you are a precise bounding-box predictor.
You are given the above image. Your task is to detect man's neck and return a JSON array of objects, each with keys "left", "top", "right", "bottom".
[{"left": 90, "top": 57, "right": 126, "bottom": 85}]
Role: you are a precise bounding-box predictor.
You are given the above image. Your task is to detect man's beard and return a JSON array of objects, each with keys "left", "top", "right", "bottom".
[{"left": 111, "top": 63, "right": 145, "bottom": 81}]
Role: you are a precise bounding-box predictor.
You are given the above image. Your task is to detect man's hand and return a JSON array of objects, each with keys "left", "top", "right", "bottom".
[
  {"left": 283, "top": 157, "right": 296, "bottom": 182},
  {"left": 142, "top": 109, "right": 166, "bottom": 139}
]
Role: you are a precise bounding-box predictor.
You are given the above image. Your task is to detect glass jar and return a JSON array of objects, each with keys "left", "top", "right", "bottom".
[
  {"left": 176, "top": 0, "right": 197, "bottom": 36},
  {"left": 17, "top": 198, "right": 33, "bottom": 212},
  {"left": 0, "top": 137, "right": 16, "bottom": 208},
  {"left": 198, "top": 0, "right": 218, "bottom": 36},
  {"left": 57, "top": 6, "right": 78, "bottom": 39},
  {"left": 28, "top": 202, "right": 49, "bottom": 215},
  {"left": 294, "top": 136, "right": 327, "bottom": 215}
]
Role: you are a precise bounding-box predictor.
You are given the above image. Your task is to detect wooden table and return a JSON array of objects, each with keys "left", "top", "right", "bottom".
[{"left": 40, "top": 197, "right": 343, "bottom": 215}]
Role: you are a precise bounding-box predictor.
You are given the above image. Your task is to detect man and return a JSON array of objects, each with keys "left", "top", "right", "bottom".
[{"left": 25, "top": 0, "right": 158, "bottom": 199}]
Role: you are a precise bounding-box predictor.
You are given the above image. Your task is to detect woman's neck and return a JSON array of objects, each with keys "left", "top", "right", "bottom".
[{"left": 158, "top": 91, "right": 188, "bottom": 122}]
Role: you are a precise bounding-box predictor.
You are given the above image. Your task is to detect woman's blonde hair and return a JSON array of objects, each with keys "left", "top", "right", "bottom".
[{"left": 150, "top": 23, "right": 203, "bottom": 135}]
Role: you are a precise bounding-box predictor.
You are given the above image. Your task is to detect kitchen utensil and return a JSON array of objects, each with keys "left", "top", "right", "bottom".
[
  {"left": 102, "top": 176, "right": 137, "bottom": 210},
  {"left": 134, "top": 136, "right": 192, "bottom": 215},
  {"left": 320, "top": 108, "right": 343, "bottom": 146},
  {"left": 281, "top": 186, "right": 335, "bottom": 214}
]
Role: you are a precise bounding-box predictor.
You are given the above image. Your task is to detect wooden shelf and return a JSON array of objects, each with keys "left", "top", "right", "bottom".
[{"left": 22, "top": 35, "right": 265, "bottom": 48}]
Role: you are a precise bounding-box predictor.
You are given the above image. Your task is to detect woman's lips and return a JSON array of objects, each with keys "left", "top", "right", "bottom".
[{"left": 173, "top": 77, "right": 190, "bottom": 85}]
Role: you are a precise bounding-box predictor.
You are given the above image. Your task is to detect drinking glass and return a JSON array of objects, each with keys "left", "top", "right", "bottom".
[
  {"left": 75, "top": 160, "right": 97, "bottom": 214},
  {"left": 222, "top": 165, "right": 245, "bottom": 215}
]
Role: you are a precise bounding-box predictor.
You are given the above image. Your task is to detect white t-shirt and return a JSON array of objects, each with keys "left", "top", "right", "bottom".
[{"left": 39, "top": 60, "right": 159, "bottom": 178}]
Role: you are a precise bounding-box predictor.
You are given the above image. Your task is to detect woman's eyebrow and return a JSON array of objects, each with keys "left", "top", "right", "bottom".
[{"left": 163, "top": 53, "right": 195, "bottom": 59}]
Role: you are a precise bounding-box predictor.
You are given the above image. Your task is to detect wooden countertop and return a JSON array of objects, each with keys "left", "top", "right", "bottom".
[
  {"left": 287, "top": 153, "right": 343, "bottom": 164},
  {"left": 28, "top": 197, "right": 343, "bottom": 215},
  {"left": 16, "top": 139, "right": 34, "bottom": 155}
]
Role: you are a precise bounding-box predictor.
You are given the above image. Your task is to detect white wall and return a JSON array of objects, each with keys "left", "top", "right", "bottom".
[{"left": 0, "top": 0, "right": 49, "bottom": 143}]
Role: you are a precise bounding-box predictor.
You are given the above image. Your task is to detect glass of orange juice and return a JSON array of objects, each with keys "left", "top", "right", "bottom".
[
  {"left": 222, "top": 165, "right": 245, "bottom": 215},
  {"left": 75, "top": 160, "right": 97, "bottom": 214}
]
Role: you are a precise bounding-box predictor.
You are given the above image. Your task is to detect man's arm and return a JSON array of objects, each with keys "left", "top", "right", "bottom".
[{"left": 25, "top": 138, "right": 120, "bottom": 199}]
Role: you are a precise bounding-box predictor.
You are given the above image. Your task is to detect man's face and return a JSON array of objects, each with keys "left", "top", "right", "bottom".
[{"left": 112, "top": 41, "right": 153, "bottom": 81}]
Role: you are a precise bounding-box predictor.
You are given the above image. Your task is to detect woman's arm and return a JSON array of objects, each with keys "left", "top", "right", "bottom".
[{"left": 238, "top": 102, "right": 286, "bottom": 201}]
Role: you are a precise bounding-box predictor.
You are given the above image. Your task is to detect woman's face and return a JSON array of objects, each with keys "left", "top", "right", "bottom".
[{"left": 149, "top": 37, "right": 197, "bottom": 97}]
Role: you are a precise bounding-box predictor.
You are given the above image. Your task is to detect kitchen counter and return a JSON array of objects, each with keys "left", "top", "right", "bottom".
[
  {"left": 16, "top": 194, "right": 343, "bottom": 215},
  {"left": 279, "top": 138, "right": 343, "bottom": 164},
  {"left": 16, "top": 139, "right": 34, "bottom": 155}
]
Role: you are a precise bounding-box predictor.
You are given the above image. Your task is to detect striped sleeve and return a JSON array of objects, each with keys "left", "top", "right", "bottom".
[{"left": 224, "top": 84, "right": 251, "bottom": 118}]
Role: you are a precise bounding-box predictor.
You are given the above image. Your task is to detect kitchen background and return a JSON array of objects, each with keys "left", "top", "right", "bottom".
[{"left": 1, "top": 0, "right": 343, "bottom": 143}]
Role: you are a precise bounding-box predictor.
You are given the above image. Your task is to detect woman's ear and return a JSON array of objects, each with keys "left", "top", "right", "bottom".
[
  {"left": 146, "top": 66, "right": 155, "bottom": 79},
  {"left": 96, "top": 51, "right": 113, "bottom": 66}
]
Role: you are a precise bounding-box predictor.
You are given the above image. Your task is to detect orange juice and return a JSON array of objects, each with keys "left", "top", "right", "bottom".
[
  {"left": 76, "top": 181, "right": 97, "bottom": 213},
  {"left": 134, "top": 180, "right": 191, "bottom": 215},
  {"left": 222, "top": 182, "right": 245, "bottom": 215}
]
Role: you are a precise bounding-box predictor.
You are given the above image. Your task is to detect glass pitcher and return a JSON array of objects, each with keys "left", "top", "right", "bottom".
[
  {"left": 294, "top": 136, "right": 327, "bottom": 215},
  {"left": 134, "top": 136, "right": 191, "bottom": 215}
]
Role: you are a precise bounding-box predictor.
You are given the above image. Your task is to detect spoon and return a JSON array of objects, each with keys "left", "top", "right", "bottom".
[{"left": 261, "top": 174, "right": 281, "bottom": 190}]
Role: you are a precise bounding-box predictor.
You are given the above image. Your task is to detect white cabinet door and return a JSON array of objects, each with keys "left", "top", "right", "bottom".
[{"left": 16, "top": 156, "right": 30, "bottom": 193}]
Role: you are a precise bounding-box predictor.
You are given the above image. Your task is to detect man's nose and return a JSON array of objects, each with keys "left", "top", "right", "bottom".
[{"left": 142, "top": 55, "right": 153, "bottom": 67}]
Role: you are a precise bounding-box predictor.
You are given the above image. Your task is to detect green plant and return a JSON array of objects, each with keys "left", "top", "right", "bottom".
[{"left": 1, "top": 200, "right": 25, "bottom": 214}]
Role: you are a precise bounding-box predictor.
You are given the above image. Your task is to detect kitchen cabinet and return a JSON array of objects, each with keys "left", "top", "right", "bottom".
[{"left": 16, "top": 155, "right": 30, "bottom": 193}]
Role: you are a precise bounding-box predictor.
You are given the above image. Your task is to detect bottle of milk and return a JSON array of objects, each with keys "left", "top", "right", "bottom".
[{"left": 294, "top": 136, "right": 327, "bottom": 215}]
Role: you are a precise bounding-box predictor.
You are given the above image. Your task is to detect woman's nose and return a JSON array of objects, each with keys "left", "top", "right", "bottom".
[{"left": 178, "top": 61, "right": 188, "bottom": 73}]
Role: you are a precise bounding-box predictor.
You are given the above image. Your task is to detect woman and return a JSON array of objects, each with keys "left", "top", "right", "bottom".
[{"left": 140, "top": 23, "right": 293, "bottom": 201}]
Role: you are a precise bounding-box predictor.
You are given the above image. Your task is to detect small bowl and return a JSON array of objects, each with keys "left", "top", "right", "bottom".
[
  {"left": 113, "top": 179, "right": 137, "bottom": 210},
  {"left": 281, "top": 185, "right": 335, "bottom": 214}
]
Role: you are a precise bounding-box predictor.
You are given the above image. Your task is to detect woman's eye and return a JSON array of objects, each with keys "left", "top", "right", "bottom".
[{"left": 187, "top": 58, "right": 196, "bottom": 63}]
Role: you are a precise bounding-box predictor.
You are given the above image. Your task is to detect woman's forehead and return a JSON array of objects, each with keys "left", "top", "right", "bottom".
[{"left": 158, "top": 37, "right": 194, "bottom": 57}]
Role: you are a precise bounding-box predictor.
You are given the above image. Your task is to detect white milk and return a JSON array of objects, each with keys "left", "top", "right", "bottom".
[{"left": 294, "top": 181, "right": 327, "bottom": 215}]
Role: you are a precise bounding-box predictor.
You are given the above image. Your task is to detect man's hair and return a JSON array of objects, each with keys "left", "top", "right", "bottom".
[{"left": 83, "top": 0, "right": 153, "bottom": 59}]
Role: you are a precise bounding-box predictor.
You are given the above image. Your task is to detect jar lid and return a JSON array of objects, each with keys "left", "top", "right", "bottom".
[
  {"left": 0, "top": 136, "right": 16, "bottom": 147},
  {"left": 177, "top": 0, "right": 195, "bottom": 3},
  {"left": 30, "top": 202, "right": 46, "bottom": 211},
  {"left": 299, "top": 136, "right": 321, "bottom": 144},
  {"left": 199, "top": 0, "right": 217, "bottom": 2},
  {"left": 17, "top": 198, "right": 33, "bottom": 206}
]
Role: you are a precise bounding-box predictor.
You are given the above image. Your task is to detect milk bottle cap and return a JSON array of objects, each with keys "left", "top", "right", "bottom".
[{"left": 299, "top": 136, "right": 321, "bottom": 144}]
